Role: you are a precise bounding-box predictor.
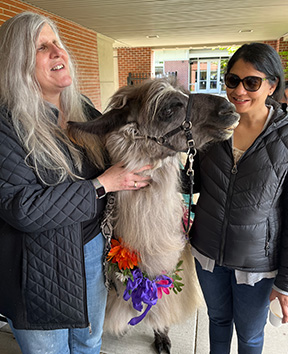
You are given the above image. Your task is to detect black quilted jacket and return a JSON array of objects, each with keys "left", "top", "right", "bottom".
[
  {"left": 0, "top": 103, "right": 105, "bottom": 329},
  {"left": 190, "top": 100, "right": 288, "bottom": 292}
]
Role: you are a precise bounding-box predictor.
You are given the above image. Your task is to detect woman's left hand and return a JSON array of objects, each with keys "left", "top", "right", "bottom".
[{"left": 270, "top": 288, "right": 288, "bottom": 324}]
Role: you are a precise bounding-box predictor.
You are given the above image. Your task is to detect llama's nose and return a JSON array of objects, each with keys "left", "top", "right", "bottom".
[{"left": 219, "top": 101, "right": 236, "bottom": 116}]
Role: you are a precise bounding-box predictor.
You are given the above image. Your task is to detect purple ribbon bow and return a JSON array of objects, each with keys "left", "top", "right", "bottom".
[{"left": 123, "top": 268, "right": 173, "bottom": 325}]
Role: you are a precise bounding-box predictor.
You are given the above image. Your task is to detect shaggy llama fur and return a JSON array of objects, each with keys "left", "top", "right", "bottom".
[{"left": 67, "top": 78, "right": 240, "bottom": 351}]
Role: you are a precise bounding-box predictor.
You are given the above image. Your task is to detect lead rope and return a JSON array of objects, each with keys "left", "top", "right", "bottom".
[
  {"left": 101, "top": 193, "right": 116, "bottom": 289},
  {"left": 182, "top": 148, "right": 196, "bottom": 236},
  {"left": 182, "top": 94, "right": 197, "bottom": 237}
]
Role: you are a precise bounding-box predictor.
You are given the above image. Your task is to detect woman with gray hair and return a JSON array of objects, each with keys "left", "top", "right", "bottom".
[{"left": 0, "top": 11, "right": 150, "bottom": 354}]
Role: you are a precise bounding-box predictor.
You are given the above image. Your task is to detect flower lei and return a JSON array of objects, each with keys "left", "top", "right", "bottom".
[{"left": 107, "top": 237, "right": 184, "bottom": 325}]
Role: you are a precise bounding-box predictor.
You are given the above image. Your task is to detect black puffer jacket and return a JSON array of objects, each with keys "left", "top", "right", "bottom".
[
  {"left": 190, "top": 100, "right": 288, "bottom": 292},
  {"left": 0, "top": 103, "right": 105, "bottom": 329}
]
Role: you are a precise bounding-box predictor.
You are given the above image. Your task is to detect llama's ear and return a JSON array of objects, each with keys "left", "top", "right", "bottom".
[
  {"left": 100, "top": 105, "right": 131, "bottom": 134},
  {"left": 67, "top": 105, "right": 130, "bottom": 139}
]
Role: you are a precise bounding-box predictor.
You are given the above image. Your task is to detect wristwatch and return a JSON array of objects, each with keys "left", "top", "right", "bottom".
[{"left": 93, "top": 178, "right": 106, "bottom": 199}]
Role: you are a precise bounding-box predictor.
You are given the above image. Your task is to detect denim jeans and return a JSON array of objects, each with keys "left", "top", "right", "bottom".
[
  {"left": 8, "top": 233, "right": 108, "bottom": 354},
  {"left": 195, "top": 260, "right": 274, "bottom": 354}
]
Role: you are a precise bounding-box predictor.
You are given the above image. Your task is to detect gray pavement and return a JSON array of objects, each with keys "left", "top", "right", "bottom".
[{"left": 1, "top": 304, "right": 287, "bottom": 353}]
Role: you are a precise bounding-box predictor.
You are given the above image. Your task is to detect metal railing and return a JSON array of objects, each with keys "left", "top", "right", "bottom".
[
  {"left": 127, "top": 72, "right": 151, "bottom": 86},
  {"left": 127, "top": 71, "right": 177, "bottom": 86}
]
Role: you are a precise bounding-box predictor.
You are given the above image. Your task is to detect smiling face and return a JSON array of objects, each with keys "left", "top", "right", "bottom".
[
  {"left": 226, "top": 58, "right": 277, "bottom": 117},
  {"left": 35, "top": 23, "right": 72, "bottom": 106}
]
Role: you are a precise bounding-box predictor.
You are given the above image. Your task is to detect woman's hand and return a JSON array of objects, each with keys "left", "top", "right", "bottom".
[
  {"left": 96, "top": 162, "right": 152, "bottom": 193},
  {"left": 270, "top": 288, "right": 288, "bottom": 324}
]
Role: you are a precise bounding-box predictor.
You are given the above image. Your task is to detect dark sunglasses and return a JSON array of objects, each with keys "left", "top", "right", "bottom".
[{"left": 224, "top": 73, "right": 269, "bottom": 92}]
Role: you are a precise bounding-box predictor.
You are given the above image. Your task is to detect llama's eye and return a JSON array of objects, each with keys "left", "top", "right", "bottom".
[
  {"left": 158, "top": 100, "right": 183, "bottom": 121},
  {"left": 158, "top": 108, "right": 174, "bottom": 122},
  {"left": 166, "top": 108, "right": 173, "bottom": 116},
  {"left": 159, "top": 107, "right": 174, "bottom": 121}
]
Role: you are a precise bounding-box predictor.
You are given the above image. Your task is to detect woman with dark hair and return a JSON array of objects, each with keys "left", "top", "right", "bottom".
[
  {"left": 0, "top": 11, "right": 150, "bottom": 354},
  {"left": 190, "top": 43, "right": 288, "bottom": 353}
]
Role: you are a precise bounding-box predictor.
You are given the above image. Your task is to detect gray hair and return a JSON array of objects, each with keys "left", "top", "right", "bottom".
[{"left": 0, "top": 12, "right": 90, "bottom": 184}]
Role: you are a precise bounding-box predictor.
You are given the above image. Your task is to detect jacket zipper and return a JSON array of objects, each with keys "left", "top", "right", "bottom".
[
  {"left": 265, "top": 219, "right": 270, "bottom": 256},
  {"left": 219, "top": 139, "right": 248, "bottom": 265},
  {"left": 219, "top": 160, "right": 237, "bottom": 265},
  {"left": 80, "top": 223, "right": 91, "bottom": 331}
]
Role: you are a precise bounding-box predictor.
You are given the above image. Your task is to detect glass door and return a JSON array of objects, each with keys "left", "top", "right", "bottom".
[
  {"left": 198, "top": 59, "right": 220, "bottom": 93},
  {"left": 209, "top": 60, "right": 219, "bottom": 93},
  {"left": 199, "top": 61, "right": 208, "bottom": 92}
]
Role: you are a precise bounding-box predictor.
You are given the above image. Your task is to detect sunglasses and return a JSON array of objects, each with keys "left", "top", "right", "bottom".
[{"left": 224, "top": 73, "right": 269, "bottom": 92}]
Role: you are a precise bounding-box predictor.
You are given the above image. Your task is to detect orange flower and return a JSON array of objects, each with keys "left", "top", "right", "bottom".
[{"left": 107, "top": 238, "right": 140, "bottom": 270}]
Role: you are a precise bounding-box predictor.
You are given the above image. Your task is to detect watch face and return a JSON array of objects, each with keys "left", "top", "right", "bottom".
[{"left": 96, "top": 186, "right": 106, "bottom": 199}]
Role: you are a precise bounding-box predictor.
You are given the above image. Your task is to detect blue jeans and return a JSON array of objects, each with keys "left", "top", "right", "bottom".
[
  {"left": 195, "top": 260, "right": 274, "bottom": 354},
  {"left": 8, "top": 233, "right": 108, "bottom": 354}
]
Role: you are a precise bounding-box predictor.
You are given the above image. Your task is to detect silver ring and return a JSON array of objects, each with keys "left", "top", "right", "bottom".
[{"left": 134, "top": 181, "right": 138, "bottom": 188}]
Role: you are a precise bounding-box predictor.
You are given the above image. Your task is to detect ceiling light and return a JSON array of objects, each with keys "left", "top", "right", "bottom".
[
  {"left": 238, "top": 29, "right": 253, "bottom": 33},
  {"left": 146, "top": 35, "right": 159, "bottom": 39}
]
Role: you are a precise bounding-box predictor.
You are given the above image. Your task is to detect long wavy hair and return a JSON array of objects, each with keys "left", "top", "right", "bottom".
[{"left": 0, "top": 12, "right": 91, "bottom": 184}]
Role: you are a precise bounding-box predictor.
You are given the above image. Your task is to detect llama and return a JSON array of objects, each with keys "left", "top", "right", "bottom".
[{"left": 67, "top": 78, "right": 239, "bottom": 353}]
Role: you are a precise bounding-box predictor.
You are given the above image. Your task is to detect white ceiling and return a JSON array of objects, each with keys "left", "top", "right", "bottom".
[{"left": 24, "top": 0, "right": 288, "bottom": 49}]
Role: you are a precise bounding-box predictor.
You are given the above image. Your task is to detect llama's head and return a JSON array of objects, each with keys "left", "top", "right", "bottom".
[
  {"left": 188, "top": 92, "right": 240, "bottom": 150},
  {"left": 67, "top": 79, "right": 239, "bottom": 165}
]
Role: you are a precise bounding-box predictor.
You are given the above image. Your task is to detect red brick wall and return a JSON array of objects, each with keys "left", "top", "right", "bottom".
[
  {"left": 279, "top": 38, "right": 288, "bottom": 79},
  {"left": 117, "top": 47, "right": 152, "bottom": 88},
  {"left": 264, "top": 38, "right": 288, "bottom": 79},
  {"left": 0, "top": 0, "right": 101, "bottom": 109},
  {"left": 263, "top": 39, "right": 279, "bottom": 51},
  {"left": 164, "top": 60, "right": 189, "bottom": 90}
]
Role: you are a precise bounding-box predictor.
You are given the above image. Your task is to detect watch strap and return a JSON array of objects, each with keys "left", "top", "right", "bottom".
[{"left": 93, "top": 178, "right": 106, "bottom": 199}]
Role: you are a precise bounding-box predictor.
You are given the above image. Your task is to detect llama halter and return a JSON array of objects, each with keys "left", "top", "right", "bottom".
[
  {"left": 147, "top": 94, "right": 196, "bottom": 154},
  {"left": 123, "top": 94, "right": 196, "bottom": 154}
]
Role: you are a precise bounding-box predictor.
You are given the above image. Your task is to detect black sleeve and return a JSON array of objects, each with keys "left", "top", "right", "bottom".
[
  {"left": 81, "top": 95, "right": 102, "bottom": 121},
  {"left": 0, "top": 117, "right": 98, "bottom": 233},
  {"left": 274, "top": 174, "right": 288, "bottom": 292}
]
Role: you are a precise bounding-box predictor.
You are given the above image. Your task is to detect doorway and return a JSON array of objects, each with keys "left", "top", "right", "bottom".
[{"left": 190, "top": 58, "right": 226, "bottom": 94}]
